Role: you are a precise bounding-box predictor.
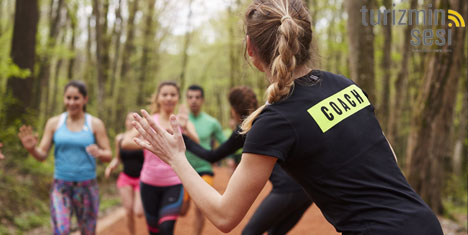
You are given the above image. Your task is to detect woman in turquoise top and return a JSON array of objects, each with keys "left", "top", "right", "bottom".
[{"left": 18, "top": 80, "right": 112, "bottom": 235}]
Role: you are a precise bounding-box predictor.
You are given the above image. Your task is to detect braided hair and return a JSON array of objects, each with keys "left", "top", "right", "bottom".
[{"left": 241, "top": 0, "right": 313, "bottom": 133}]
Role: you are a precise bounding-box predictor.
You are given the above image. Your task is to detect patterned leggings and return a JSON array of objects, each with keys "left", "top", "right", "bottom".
[{"left": 50, "top": 179, "right": 99, "bottom": 235}]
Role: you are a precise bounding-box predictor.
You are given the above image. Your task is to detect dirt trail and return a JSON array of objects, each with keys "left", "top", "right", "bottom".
[{"left": 98, "top": 167, "right": 339, "bottom": 235}]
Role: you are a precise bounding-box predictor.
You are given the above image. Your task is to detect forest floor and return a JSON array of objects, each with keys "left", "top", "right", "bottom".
[
  {"left": 96, "top": 166, "right": 339, "bottom": 235},
  {"left": 60, "top": 166, "right": 466, "bottom": 235}
]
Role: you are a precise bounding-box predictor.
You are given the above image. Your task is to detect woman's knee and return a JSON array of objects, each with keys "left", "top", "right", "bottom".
[
  {"left": 125, "top": 207, "right": 134, "bottom": 218},
  {"left": 134, "top": 206, "right": 143, "bottom": 217},
  {"left": 53, "top": 222, "right": 71, "bottom": 235}
]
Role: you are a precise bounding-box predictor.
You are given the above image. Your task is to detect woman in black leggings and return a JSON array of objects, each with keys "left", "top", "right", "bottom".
[{"left": 182, "top": 86, "right": 312, "bottom": 235}]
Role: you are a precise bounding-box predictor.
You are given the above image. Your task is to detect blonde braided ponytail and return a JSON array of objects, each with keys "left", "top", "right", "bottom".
[{"left": 241, "top": 0, "right": 312, "bottom": 134}]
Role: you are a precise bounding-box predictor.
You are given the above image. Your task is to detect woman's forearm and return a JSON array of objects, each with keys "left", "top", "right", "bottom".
[
  {"left": 97, "top": 148, "right": 113, "bottom": 162},
  {"left": 28, "top": 147, "right": 48, "bottom": 162},
  {"left": 170, "top": 154, "right": 237, "bottom": 231},
  {"left": 184, "top": 131, "right": 199, "bottom": 144},
  {"left": 121, "top": 137, "right": 141, "bottom": 150},
  {"left": 130, "top": 111, "right": 273, "bottom": 232},
  {"left": 169, "top": 153, "right": 274, "bottom": 232}
]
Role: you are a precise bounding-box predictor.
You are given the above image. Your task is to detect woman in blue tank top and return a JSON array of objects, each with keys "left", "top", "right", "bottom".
[{"left": 18, "top": 81, "right": 112, "bottom": 235}]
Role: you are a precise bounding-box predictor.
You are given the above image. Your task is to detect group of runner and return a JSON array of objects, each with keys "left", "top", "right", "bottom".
[
  {"left": 3, "top": 0, "right": 444, "bottom": 235},
  {"left": 11, "top": 78, "right": 301, "bottom": 235}
]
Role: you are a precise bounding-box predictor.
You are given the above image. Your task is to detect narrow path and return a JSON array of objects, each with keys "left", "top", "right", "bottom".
[{"left": 98, "top": 167, "right": 339, "bottom": 235}]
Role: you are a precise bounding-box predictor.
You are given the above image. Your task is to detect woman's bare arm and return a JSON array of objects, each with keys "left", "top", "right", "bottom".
[
  {"left": 172, "top": 153, "right": 275, "bottom": 231},
  {"left": 105, "top": 134, "right": 123, "bottom": 178},
  {"left": 18, "top": 117, "right": 58, "bottom": 162},
  {"left": 185, "top": 121, "right": 199, "bottom": 143},
  {"left": 121, "top": 129, "right": 142, "bottom": 150},
  {"left": 131, "top": 110, "right": 276, "bottom": 232},
  {"left": 86, "top": 117, "right": 112, "bottom": 162}
]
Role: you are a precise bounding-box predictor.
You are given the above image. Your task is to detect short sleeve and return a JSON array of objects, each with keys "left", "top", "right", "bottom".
[{"left": 243, "top": 109, "right": 295, "bottom": 161}]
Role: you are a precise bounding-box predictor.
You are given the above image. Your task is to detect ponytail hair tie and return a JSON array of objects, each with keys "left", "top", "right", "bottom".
[{"left": 281, "top": 15, "right": 292, "bottom": 23}]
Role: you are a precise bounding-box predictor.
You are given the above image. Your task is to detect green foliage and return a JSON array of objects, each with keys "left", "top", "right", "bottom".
[
  {"left": 0, "top": 168, "right": 50, "bottom": 231},
  {"left": 0, "top": 119, "right": 52, "bottom": 232},
  {"left": 443, "top": 173, "right": 468, "bottom": 229},
  {"left": 99, "top": 197, "right": 121, "bottom": 212},
  {"left": 0, "top": 58, "right": 31, "bottom": 80},
  {"left": 13, "top": 211, "right": 49, "bottom": 231},
  {"left": 0, "top": 226, "right": 10, "bottom": 235},
  {"left": 0, "top": 27, "right": 31, "bottom": 97}
]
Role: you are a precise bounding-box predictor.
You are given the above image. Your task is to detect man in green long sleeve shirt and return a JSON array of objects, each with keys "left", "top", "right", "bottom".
[{"left": 186, "top": 85, "right": 227, "bottom": 235}]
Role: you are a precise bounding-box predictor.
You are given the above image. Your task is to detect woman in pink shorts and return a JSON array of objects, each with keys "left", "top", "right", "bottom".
[
  {"left": 122, "top": 81, "right": 199, "bottom": 235},
  {"left": 105, "top": 112, "right": 144, "bottom": 234}
]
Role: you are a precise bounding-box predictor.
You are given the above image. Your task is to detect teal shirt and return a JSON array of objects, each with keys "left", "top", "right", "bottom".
[
  {"left": 187, "top": 112, "right": 227, "bottom": 173},
  {"left": 53, "top": 113, "right": 96, "bottom": 181}
]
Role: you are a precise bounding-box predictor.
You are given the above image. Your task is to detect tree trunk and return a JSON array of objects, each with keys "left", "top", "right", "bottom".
[
  {"left": 137, "top": 0, "right": 156, "bottom": 106},
  {"left": 101, "top": 0, "right": 112, "bottom": 102},
  {"left": 326, "top": 0, "right": 336, "bottom": 73},
  {"left": 406, "top": 0, "right": 466, "bottom": 215},
  {"left": 387, "top": 0, "right": 418, "bottom": 149},
  {"left": 108, "top": 0, "right": 123, "bottom": 130},
  {"left": 378, "top": 0, "right": 392, "bottom": 132},
  {"left": 112, "top": 0, "right": 139, "bottom": 128},
  {"left": 309, "top": 0, "right": 318, "bottom": 27},
  {"left": 344, "top": 0, "right": 375, "bottom": 101},
  {"left": 36, "top": 0, "right": 65, "bottom": 125},
  {"left": 451, "top": 75, "right": 467, "bottom": 177},
  {"left": 450, "top": 46, "right": 467, "bottom": 177},
  {"left": 49, "top": 23, "right": 68, "bottom": 116},
  {"left": 93, "top": 0, "right": 105, "bottom": 117},
  {"left": 179, "top": 0, "right": 194, "bottom": 90},
  {"left": 67, "top": 1, "right": 78, "bottom": 81},
  {"left": 110, "top": 0, "right": 123, "bottom": 95},
  {"left": 227, "top": 2, "right": 241, "bottom": 88},
  {"left": 5, "top": 0, "right": 39, "bottom": 125},
  {"left": 119, "top": 0, "right": 138, "bottom": 86},
  {"left": 36, "top": 0, "right": 65, "bottom": 108}
]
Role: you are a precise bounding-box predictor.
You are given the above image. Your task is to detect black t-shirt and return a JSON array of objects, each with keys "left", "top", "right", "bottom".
[
  {"left": 119, "top": 140, "right": 144, "bottom": 178},
  {"left": 243, "top": 70, "right": 442, "bottom": 235},
  {"left": 183, "top": 127, "right": 305, "bottom": 193},
  {"left": 269, "top": 163, "right": 305, "bottom": 193}
]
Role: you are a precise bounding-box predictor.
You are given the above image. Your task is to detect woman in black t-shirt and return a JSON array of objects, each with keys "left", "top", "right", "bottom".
[
  {"left": 130, "top": 0, "right": 443, "bottom": 234},
  {"left": 183, "top": 86, "right": 312, "bottom": 235},
  {"left": 105, "top": 113, "right": 144, "bottom": 234}
]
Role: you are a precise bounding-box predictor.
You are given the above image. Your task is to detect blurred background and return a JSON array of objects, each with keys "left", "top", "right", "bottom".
[{"left": 0, "top": 0, "right": 466, "bottom": 233}]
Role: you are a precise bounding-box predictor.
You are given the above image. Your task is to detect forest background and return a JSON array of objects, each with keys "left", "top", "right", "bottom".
[{"left": 0, "top": 0, "right": 466, "bottom": 233}]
